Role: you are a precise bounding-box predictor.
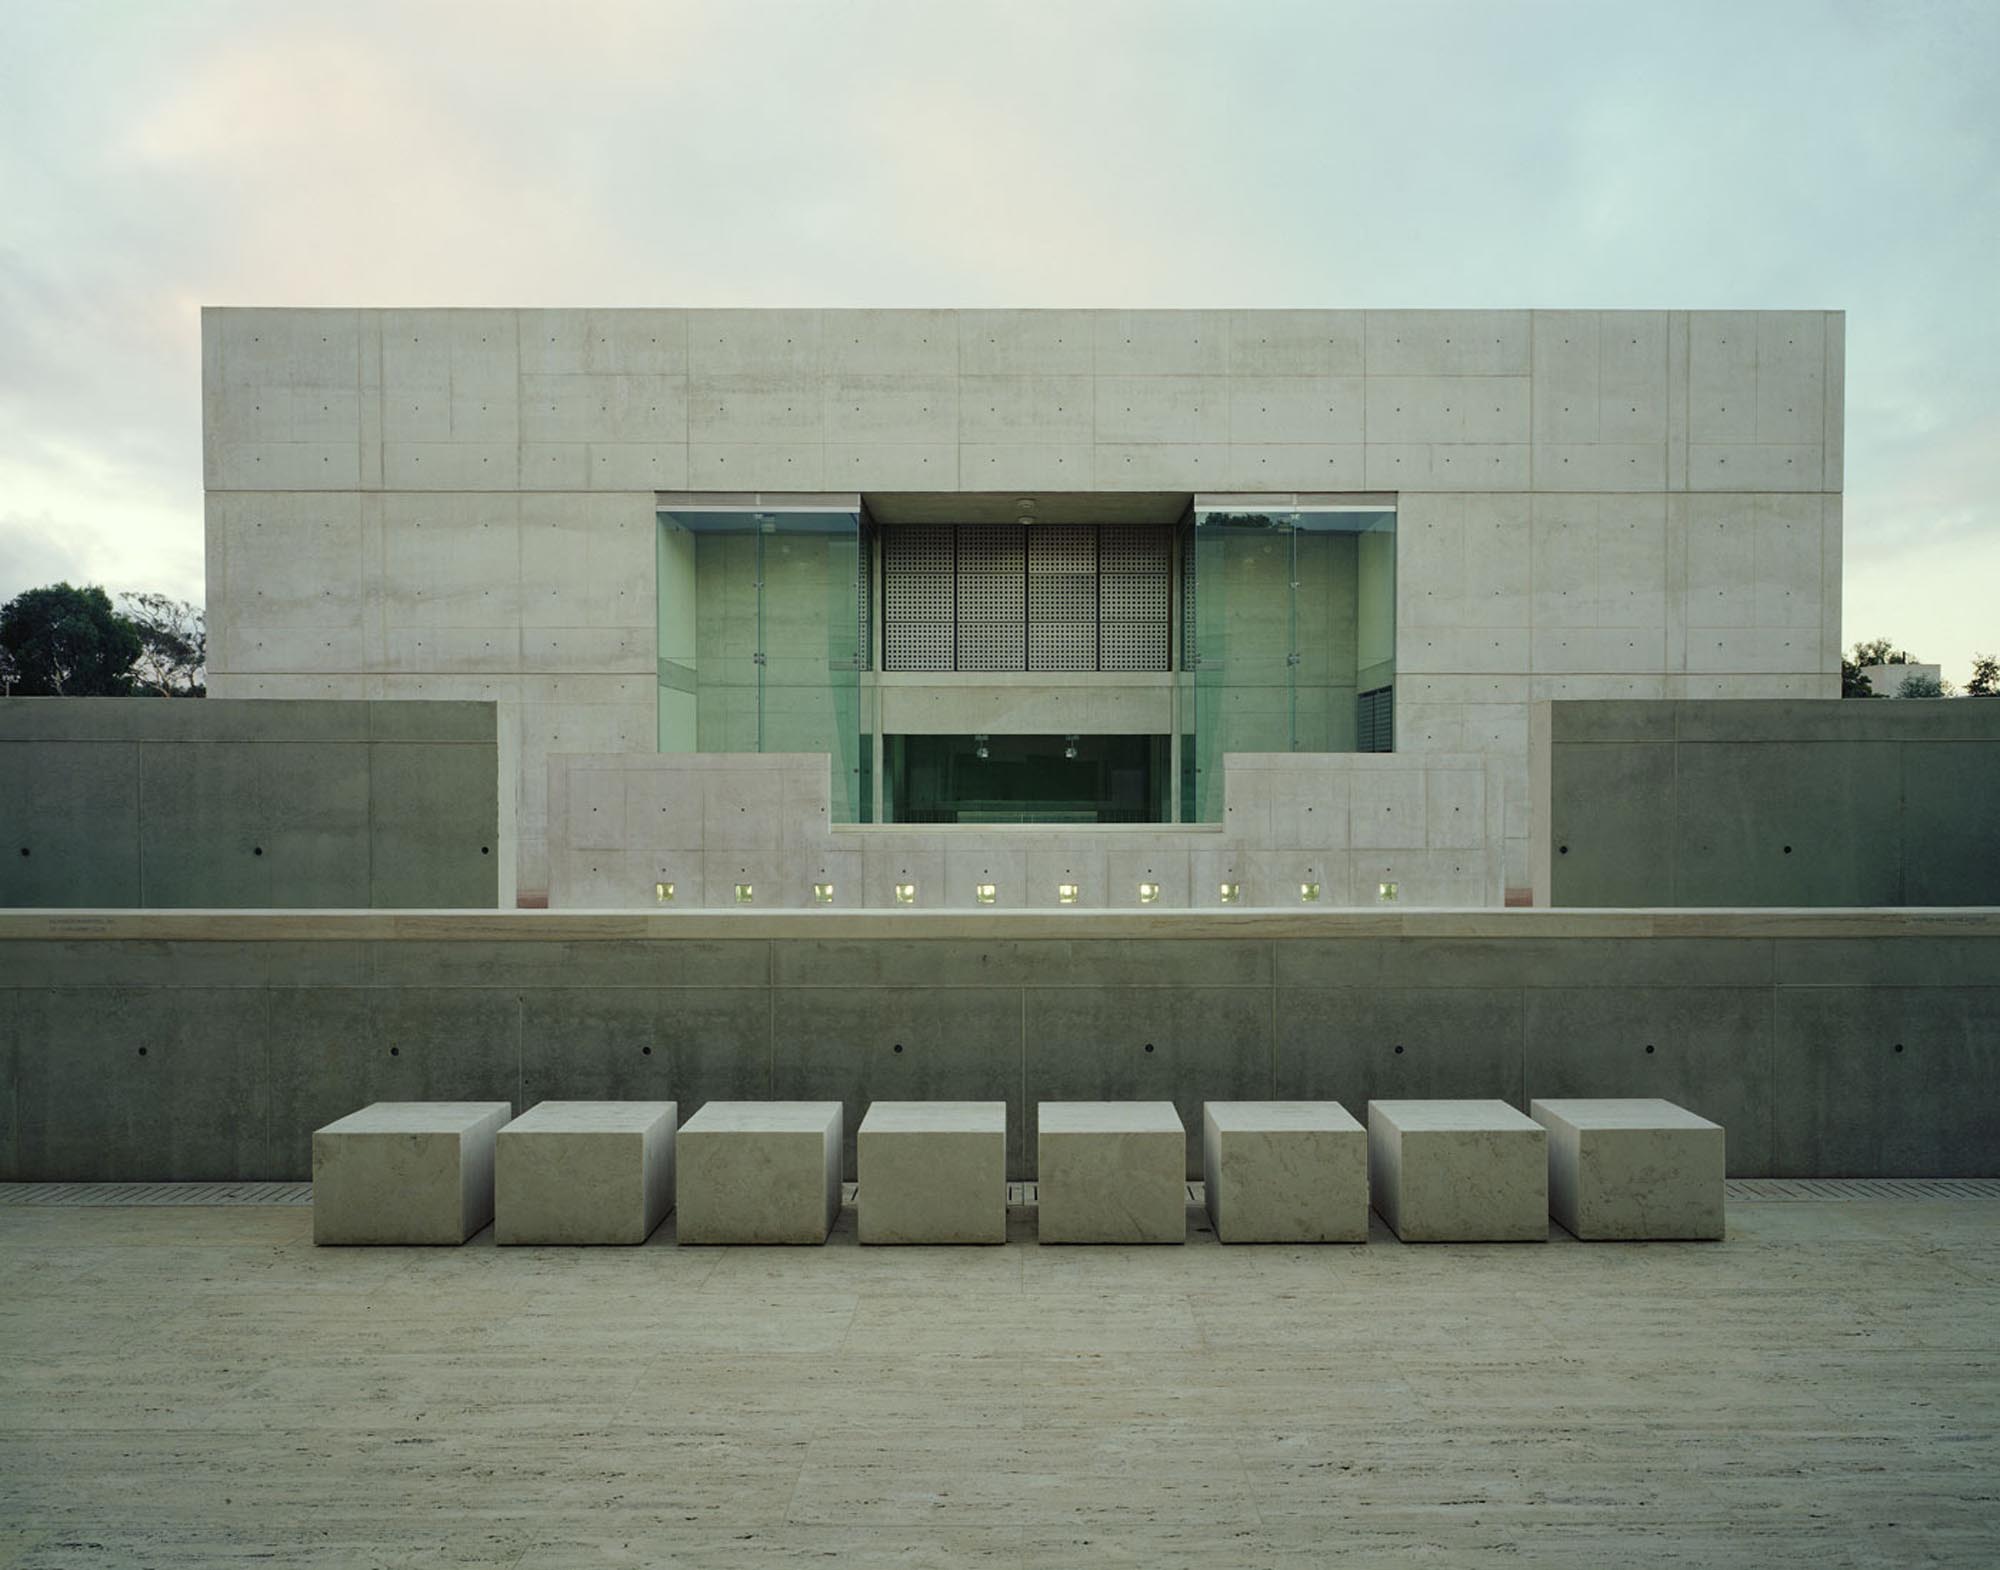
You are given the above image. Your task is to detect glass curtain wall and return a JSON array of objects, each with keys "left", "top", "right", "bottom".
[
  {"left": 1182, "top": 503, "right": 1396, "bottom": 821},
  {"left": 657, "top": 503, "right": 870, "bottom": 822}
]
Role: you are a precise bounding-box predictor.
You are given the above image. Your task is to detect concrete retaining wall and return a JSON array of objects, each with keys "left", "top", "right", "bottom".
[
  {"left": 3, "top": 909, "right": 1992, "bottom": 1184},
  {"left": 0, "top": 700, "right": 512, "bottom": 908},
  {"left": 1532, "top": 698, "right": 2000, "bottom": 905}
]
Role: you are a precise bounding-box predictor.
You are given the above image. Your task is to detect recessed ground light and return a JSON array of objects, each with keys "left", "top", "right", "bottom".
[
  {"left": 1378, "top": 881, "right": 1399, "bottom": 903},
  {"left": 1057, "top": 882, "right": 1080, "bottom": 905},
  {"left": 654, "top": 881, "right": 675, "bottom": 903},
  {"left": 1300, "top": 882, "right": 1321, "bottom": 903},
  {"left": 894, "top": 882, "right": 917, "bottom": 905},
  {"left": 1138, "top": 881, "right": 1161, "bottom": 904},
  {"left": 1218, "top": 882, "right": 1240, "bottom": 904},
  {"left": 734, "top": 883, "right": 754, "bottom": 904},
  {"left": 974, "top": 882, "right": 996, "bottom": 904},
  {"left": 812, "top": 882, "right": 834, "bottom": 904}
]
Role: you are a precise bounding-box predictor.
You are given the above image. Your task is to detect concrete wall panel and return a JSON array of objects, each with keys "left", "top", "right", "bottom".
[
  {"left": 1, "top": 700, "right": 502, "bottom": 910},
  {"left": 1, "top": 912, "right": 1989, "bottom": 1182},
  {"left": 1540, "top": 698, "right": 2000, "bottom": 907}
]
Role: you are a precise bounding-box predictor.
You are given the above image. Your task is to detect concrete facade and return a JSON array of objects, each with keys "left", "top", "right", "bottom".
[
  {"left": 1531, "top": 698, "right": 2000, "bottom": 906},
  {"left": 0, "top": 698, "right": 512, "bottom": 908},
  {"left": 204, "top": 308, "right": 1845, "bottom": 903},
  {"left": 545, "top": 748, "right": 1505, "bottom": 909},
  {"left": 3, "top": 907, "right": 1991, "bottom": 1185}
]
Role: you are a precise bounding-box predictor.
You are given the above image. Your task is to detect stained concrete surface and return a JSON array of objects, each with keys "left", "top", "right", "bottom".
[{"left": 2, "top": 1195, "right": 1996, "bottom": 1566}]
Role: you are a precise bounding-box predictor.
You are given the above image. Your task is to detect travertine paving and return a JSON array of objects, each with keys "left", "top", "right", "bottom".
[{"left": 2, "top": 1196, "right": 1997, "bottom": 1566}]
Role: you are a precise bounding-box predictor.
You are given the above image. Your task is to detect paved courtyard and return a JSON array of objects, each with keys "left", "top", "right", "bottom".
[{"left": 2, "top": 1189, "right": 1997, "bottom": 1567}]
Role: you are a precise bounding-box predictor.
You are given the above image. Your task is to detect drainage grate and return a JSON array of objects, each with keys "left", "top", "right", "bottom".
[
  {"left": 0, "top": 1182, "right": 313, "bottom": 1207},
  {"left": 1726, "top": 1178, "right": 2000, "bottom": 1201},
  {"left": 3, "top": 1179, "right": 1993, "bottom": 1210}
]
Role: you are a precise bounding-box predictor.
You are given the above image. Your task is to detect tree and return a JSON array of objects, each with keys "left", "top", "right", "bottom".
[
  {"left": 1896, "top": 671, "right": 1954, "bottom": 698},
  {"left": 0, "top": 583, "right": 142, "bottom": 696},
  {"left": 120, "top": 593, "right": 206, "bottom": 697},
  {"left": 1852, "top": 637, "right": 1911, "bottom": 668},
  {"left": 1968, "top": 653, "right": 1998, "bottom": 697}
]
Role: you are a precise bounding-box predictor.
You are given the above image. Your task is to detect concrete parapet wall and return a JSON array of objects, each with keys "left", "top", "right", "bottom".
[
  {"left": 1532, "top": 698, "right": 2000, "bottom": 905},
  {"left": 2, "top": 907, "right": 1992, "bottom": 1184},
  {"left": 544, "top": 749, "right": 1505, "bottom": 908},
  {"left": 0, "top": 699, "right": 510, "bottom": 908}
]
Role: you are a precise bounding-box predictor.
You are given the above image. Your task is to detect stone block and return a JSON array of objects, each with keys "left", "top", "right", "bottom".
[
  {"left": 494, "top": 1100, "right": 677, "bottom": 1246},
  {"left": 1203, "top": 1101, "right": 1367, "bottom": 1244},
  {"left": 1037, "top": 1101, "right": 1186, "bottom": 1244},
  {"left": 857, "top": 1101, "right": 1006, "bottom": 1245},
  {"left": 676, "top": 1101, "right": 842, "bottom": 1245},
  {"left": 1531, "top": 1098, "right": 1725, "bottom": 1240},
  {"left": 312, "top": 1101, "right": 511, "bottom": 1245},
  {"left": 1367, "top": 1100, "right": 1546, "bottom": 1243}
]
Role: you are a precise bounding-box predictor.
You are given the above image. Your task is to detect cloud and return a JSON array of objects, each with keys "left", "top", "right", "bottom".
[{"left": 0, "top": 0, "right": 1996, "bottom": 678}]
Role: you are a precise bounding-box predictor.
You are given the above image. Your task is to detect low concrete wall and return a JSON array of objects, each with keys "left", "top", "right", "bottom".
[
  {"left": 0, "top": 700, "right": 512, "bottom": 908},
  {"left": 3, "top": 908, "right": 1994, "bottom": 1183},
  {"left": 547, "top": 750, "right": 1507, "bottom": 909},
  {"left": 1531, "top": 698, "right": 2000, "bottom": 906}
]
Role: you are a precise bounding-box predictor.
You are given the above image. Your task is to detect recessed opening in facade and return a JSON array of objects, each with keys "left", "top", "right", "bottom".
[{"left": 656, "top": 491, "right": 1395, "bottom": 825}]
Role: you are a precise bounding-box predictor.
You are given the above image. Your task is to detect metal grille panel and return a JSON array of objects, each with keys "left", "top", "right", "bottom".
[
  {"left": 882, "top": 525, "right": 954, "bottom": 671},
  {"left": 1099, "top": 526, "right": 1171, "bottom": 671},
  {"left": 1358, "top": 685, "right": 1394, "bottom": 752},
  {"left": 954, "top": 524, "right": 1026, "bottom": 671},
  {"left": 1027, "top": 525, "right": 1098, "bottom": 671}
]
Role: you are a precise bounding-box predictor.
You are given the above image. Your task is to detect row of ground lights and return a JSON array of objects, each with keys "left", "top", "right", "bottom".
[{"left": 651, "top": 881, "right": 1401, "bottom": 904}]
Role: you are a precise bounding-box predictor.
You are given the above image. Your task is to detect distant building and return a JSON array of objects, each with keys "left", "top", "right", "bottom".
[{"left": 1860, "top": 662, "right": 1943, "bottom": 697}]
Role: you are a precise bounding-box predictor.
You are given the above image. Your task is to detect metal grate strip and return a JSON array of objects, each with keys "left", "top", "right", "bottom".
[
  {"left": 0, "top": 1182, "right": 314, "bottom": 1206},
  {"left": 1725, "top": 1178, "right": 2000, "bottom": 1201}
]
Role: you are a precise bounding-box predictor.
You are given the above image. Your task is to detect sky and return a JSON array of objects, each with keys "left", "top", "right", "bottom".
[{"left": 1, "top": 0, "right": 1995, "bottom": 683}]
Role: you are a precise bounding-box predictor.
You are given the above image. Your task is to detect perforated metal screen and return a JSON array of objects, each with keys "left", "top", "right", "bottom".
[
  {"left": 1027, "top": 525, "right": 1098, "bottom": 671},
  {"left": 955, "top": 525, "right": 1026, "bottom": 671},
  {"left": 882, "top": 526, "right": 953, "bottom": 671},
  {"left": 879, "top": 522, "right": 1172, "bottom": 672},
  {"left": 1100, "top": 526, "right": 1171, "bottom": 671}
]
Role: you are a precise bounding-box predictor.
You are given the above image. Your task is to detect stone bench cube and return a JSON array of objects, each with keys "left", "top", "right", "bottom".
[
  {"left": 495, "top": 1100, "right": 677, "bottom": 1246},
  {"left": 1037, "top": 1101, "right": 1186, "bottom": 1244},
  {"left": 1531, "top": 1098, "right": 1726, "bottom": 1240},
  {"left": 1204, "top": 1101, "right": 1368, "bottom": 1243},
  {"left": 858, "top": 1101, "right": 1007, "bottom": 1245},
  {"left": 675, "top": 1101, "right": 842, "bottom": 1245},
  {"left": 312, "top": 1101, "right": 512, "bottom": 1245},
  {"left": 1368, "top": 1100, "right": 1547, "bottom": 1243}
]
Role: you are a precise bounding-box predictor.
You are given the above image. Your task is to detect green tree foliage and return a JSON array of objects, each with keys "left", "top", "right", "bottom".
[
  {"left": 1968, "top": 653, "right": 1999, "bottom": 697},
  {"left": 1896, "top": 671, "right": 1949, "bottom": 698},
  {"left": 0, "top": 583, "right": 143, "bottom": 696},
  {"left": 120, "top": 592, "right": 207, "bottom": 697}
]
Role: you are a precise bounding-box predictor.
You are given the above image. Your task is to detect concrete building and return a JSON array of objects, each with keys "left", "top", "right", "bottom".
[{"left": 203, "top": 308, "right": 1844, "bottom": 906}]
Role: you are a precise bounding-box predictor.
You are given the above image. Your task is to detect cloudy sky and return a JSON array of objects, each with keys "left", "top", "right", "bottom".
[{"left": 2, "top": 0, "right": 1995, "bottom": 681}]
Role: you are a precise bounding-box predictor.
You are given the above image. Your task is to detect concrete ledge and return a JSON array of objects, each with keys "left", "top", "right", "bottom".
[
  {"left": 676, "top": 1101, "right": 841, "bottom": 1245},
  {"left": 494, "top": 1100, "right": 676, "bottom": 1245},
  {"left": 1532, "top": 1098, "right": 1725, "bottom": 1240},
  {"left": 1038, "top": 1101, "right": 1186, "bottom": 1244},
  {"left": 1368, "top": 1100, "right": 1547, "bottom": 1242},
  {"left": 1204, "top": 1100, "right": 1368, "bottom": 1243},
  {"left": 857, "top": 1101, "right": 1006, "bottom": 1245},
  {"left": 6, "top": 908, "right": 1996, "bottom": 941},
  {"left": 311, "top": 1101, "right": 511, "bottom": 1245}
]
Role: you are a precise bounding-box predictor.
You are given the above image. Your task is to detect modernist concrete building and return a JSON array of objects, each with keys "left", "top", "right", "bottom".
[{"left": 202, "top": 308, "right": 1844, "bottom": 907}]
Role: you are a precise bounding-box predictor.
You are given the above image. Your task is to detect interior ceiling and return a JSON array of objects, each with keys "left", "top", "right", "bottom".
[{"left": 862, "top": 491, "right": 1190, "bottom": 527}]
